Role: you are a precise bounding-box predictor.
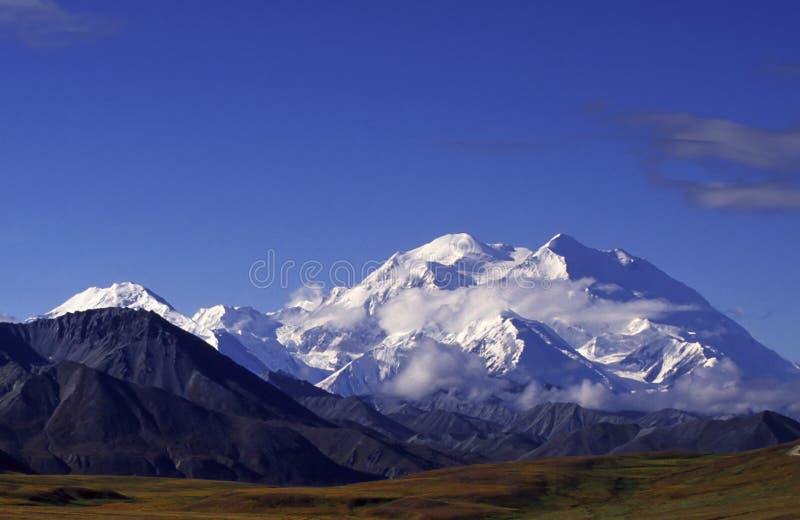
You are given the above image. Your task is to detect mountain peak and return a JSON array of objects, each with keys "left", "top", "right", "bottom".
[
  {"left": 40, "top": 282, "right": 220, "bottom": 348},
  {"left": 539, "top": 233, "right": 647, "bottom": 273},
  {"left": 110, "top": 281, "right": 170, "bottom": 302},
  {"left": 44, "top": 282, "right": 173, "bottom": 319},
  {"left": 193, "top": 304, "right": 272, "bottom": 332},
  {"left": 406, "top": 232, "right": 509, "bottom": 265},
  {"left": 542, "top": 233, "right": 588, "bottom": 253},
  {"left": 193, "top": 303, "right": 231, "bottom": 319}
]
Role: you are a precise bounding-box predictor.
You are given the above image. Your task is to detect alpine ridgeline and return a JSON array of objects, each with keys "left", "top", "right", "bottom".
[{"left": 41, "top": 234, "right": 800, "bottom": 414}]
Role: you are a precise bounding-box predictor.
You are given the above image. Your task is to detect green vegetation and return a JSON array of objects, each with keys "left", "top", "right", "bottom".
[{"left": 0, "top": 443, "right": 798, "bottom": 519}]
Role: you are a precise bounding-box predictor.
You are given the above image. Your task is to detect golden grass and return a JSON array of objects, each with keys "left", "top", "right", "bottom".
[{"left": 0, "top": 443, "right": 798, "bottom": 519}]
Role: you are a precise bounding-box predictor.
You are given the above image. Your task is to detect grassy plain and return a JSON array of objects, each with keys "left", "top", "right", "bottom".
[{"left": 0, "top": 443, "right": 797, "bottom": 519}]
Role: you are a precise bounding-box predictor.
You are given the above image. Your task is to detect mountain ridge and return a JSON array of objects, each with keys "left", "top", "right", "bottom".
[
  {"left": 0, "top": 309, "right": 470, "bottom": 482},
  {"left": 1, "top": 308, "right": 798, "bottom": 484},
  {"left": 28, "top": 233, "right": 800, "bottom": 416}
]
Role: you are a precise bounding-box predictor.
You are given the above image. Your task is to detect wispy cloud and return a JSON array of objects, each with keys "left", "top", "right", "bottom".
[
  {"left": 724, "top": 306, "right": 774, "bottom": 321},
  {"left": 377, "top": 280, "right": 692, "bottom": 338},
  {"left": 387, "top": 342, "right": 800, "bottom": 416},
  {"left": 764, "top": 63, "right": 800, "bottom": 77},
  {"left": 0, "top": 0, "right": 113, "bottom": 46},
  {"left": 627, "top": 111, "right": 800, "bottom": 213},
  {"left": 652, "top": 176, "right": 800, "bottom": 213},
  {"left": 631, "top": 112, "right": 800, "bottom": 172},
  {"left": 384, "top": 339, "right": 495, "bottom": 400},
  {"left": 517, "top": 359, "right": 800, "bottom": 417},
  {"left": 0, "top": 313, "right": 18, "bottom": 323}
]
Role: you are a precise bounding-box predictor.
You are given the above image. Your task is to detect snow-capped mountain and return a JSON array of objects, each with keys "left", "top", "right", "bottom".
[
  {"left": 38, "top": 282, "right": 319, "bottom": 380},
  {"left": 193, "top": 304, "right": 284, "bottom": 360},
  {"left": 193, "top": 305, "right": 326, "bottom": 381},
  {"left": 272, "top": 232, "right": 798, "bottom": 397},
  {"left": 33, "top": 234, "right": 800, "bottom": 409},
  {"left": 42, "top": 282, "right": 219, "bottom": 347}
]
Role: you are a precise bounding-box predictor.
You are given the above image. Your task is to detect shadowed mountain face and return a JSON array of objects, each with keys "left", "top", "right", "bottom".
[
  {"left": 527, "top": 423, "right": 643, "bottom": 458},
  {"left": 274, "top": 378, "right": 800, "bottom": 465},
  {"left": 610, "top": 411, "right": 800, "bottom": 454},
  {"left": 0, "top": 309, "right": 461, "bottom": 483},
  {"left": 523, "top": 411, "right": 800, "bottom": 459},
  {"left": 0, "top": 361, "right": 365, "bottom": 483},
  {"left": 507, "top": 402, "right": 644, "bottom": 439},
  {"left": 3, "top": 309, "right": 320, "bottom": 425},
  {"left": 359, "top": 394, "right": 800, "bottom": 462}
]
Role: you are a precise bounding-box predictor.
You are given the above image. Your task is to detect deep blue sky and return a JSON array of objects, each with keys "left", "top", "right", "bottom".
[{"left": 1, "top": 1, "right": 799, "bottom": 359}]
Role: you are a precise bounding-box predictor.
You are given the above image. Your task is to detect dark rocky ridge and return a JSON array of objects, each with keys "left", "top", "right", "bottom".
[
  {"left": 2, "top": 309, "right": 320, "bottom": 424},
  {"left": 522, "top": 410, "right": 800, "bottom": 459},
  {"left": 0, "top": 309, "right": 457, "bottom": 483}
]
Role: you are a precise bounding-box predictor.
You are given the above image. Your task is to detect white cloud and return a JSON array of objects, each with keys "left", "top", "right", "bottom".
[
  {"left": 372, "top": 280, "right": 703, "bottom": 404},
  {"left": 287, "top": 286, "right": 324, "bottom": 312},
  {"left": 0, "top": 313, "right": 18, "bottom": 323},
  {"left": 305, "top": 303, "right": 367, "bottom": 331},
  {"left": 516, "top": 359, "right": 800, "bottom": 417},
  {"left": 377, "top": 279, "right": 689, "bottom": 337},
  {"left": 662, "top": 178, "right": 800, "bottom": 213},
  {"left": 381, "top": 340, "right": 800, "bottom": 416},
  {"left": 384, "top": 339, "right": 504, "bottom": 401},
  {"left": 0, "top": 0, "right": 110, "bottom": 45},
  {"left": 632, "top": 112, "right": 800, "bottom": 172},
  {"left": 287, "top": 287, "right": 366, "bottom": 329},
  {"left": 628, "top": 111, "right": 800, "bottom": 213}
]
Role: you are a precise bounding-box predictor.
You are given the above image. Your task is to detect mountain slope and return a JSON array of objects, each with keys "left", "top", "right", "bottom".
[
  {"left": 42, "top": 282, "right": 218, "bottom": 347},
  {"left": 40, "top": 283, "right": 317, "bottom": 380},
  {"left": 270, "top": 232, "right": 799, "bottom": 407},
  {"left": 12, "top": 308, "right": 321, "bottom": 424},
  {"left": 0, "top": 309, "right": 465, "bottom": 482},
  {"left": 193, "top": 305, "right": 324, "bottom": 381},
  {"left": 612, "top": 411, "right": 800, "bottom": 454},
  {"left": 527, "top": 422, "right": 642, "bottom": 458},
  {"left": 0, "top": 360, "right": 366, "bottom": 483},
  {"left": 507, "top": 402, "right": 641, "bottom": 439},
  {"left": 523, "top": 410, "right": 800, "bottom": 458}
]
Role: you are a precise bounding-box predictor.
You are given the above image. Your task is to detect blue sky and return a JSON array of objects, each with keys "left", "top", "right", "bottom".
[{"left": 1, "top": 1, "right": 799, "bottom": 359}]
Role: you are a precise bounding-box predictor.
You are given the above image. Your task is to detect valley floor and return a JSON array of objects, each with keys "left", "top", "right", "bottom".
[{"left": 0, "top": 444, "right": 798, "bottom": 519}]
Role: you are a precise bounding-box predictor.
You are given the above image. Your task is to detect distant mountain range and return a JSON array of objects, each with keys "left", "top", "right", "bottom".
[
  {"left": 0, "top": 308, "right": 797, "bottom": 484},
  {"left": 2, "top": 233, "right": 797, "bottom": 484},
  {"left": 38, "top": 233, "right": 800, "bottom": 415}
]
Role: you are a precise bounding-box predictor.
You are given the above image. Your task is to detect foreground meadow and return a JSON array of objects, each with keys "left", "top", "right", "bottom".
[{"left": 0, "top": 443, "right": 797, "bottom": 519}]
